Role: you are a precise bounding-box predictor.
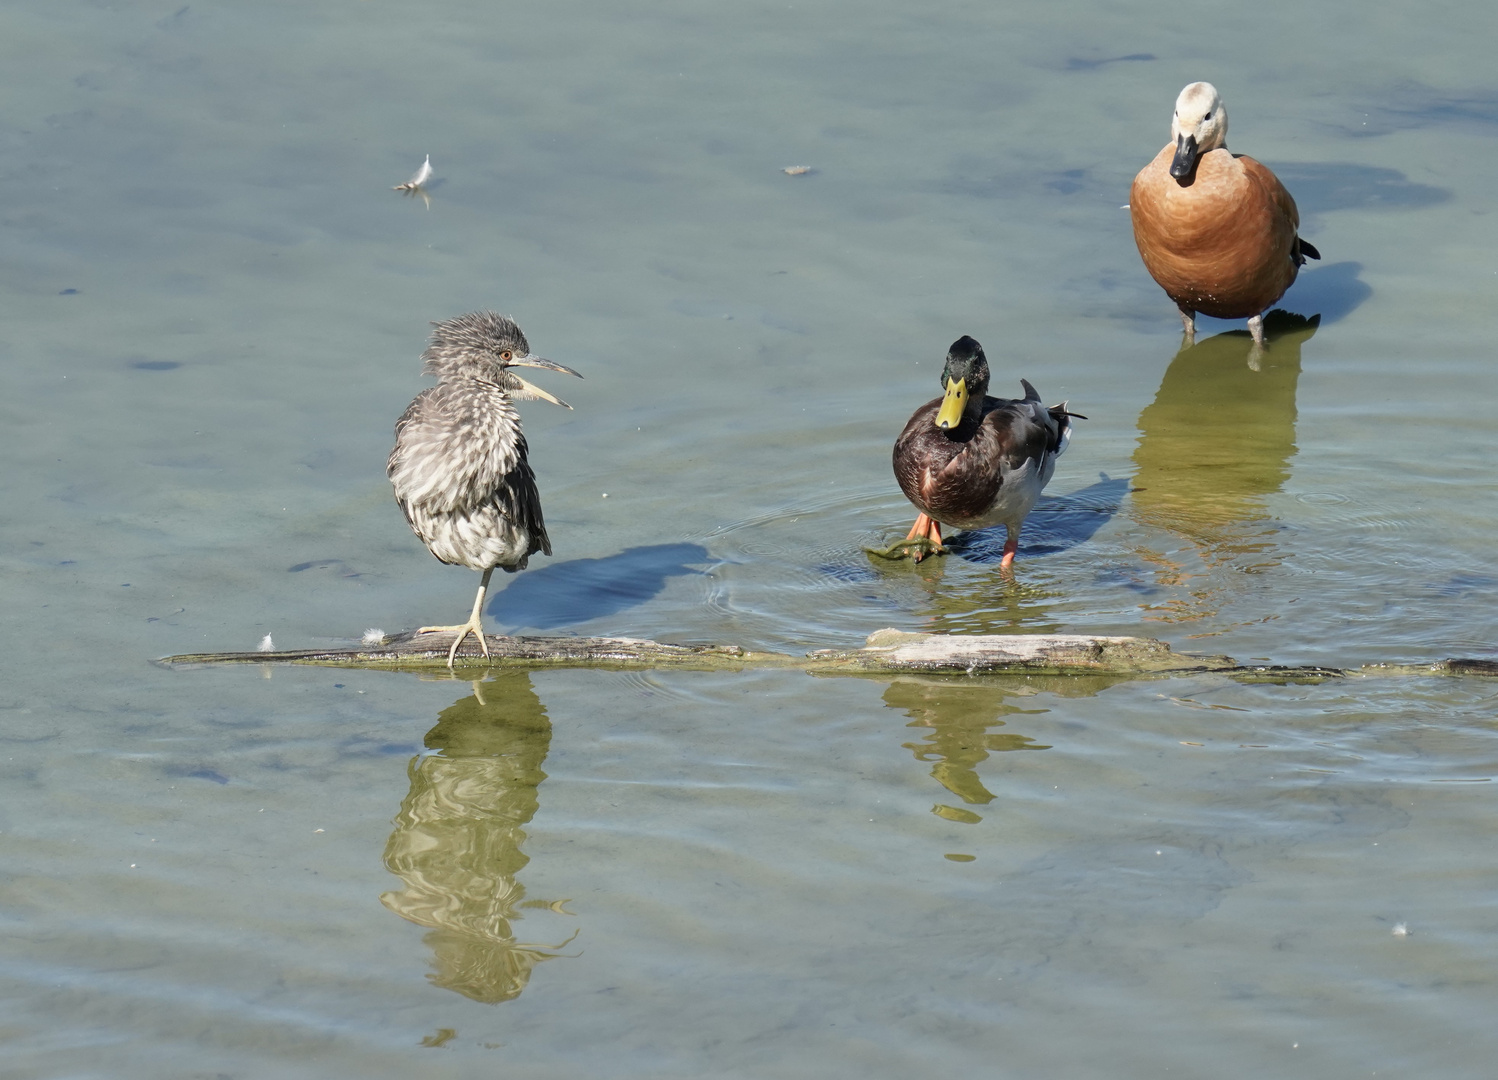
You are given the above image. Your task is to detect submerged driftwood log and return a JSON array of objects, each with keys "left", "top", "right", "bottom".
[
  {"left": 160, "top": 629, "right": 1220, "bottom": 675},
  {"left": 159, "top": 628, "right": 1495, "bottom": 680},
  {"left": 163, "top": 631, "right": 779, "bottom": 672}
]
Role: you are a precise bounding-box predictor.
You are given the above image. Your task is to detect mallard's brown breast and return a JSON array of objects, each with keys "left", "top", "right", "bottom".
[{"left": 893, "top": 400, "right": 1007, "bottom": 528}]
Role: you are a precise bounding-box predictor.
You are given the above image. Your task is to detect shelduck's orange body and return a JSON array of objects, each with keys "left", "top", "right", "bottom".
[{"left": 1130, "top": 82, "right": 1319, "bottom": 344}]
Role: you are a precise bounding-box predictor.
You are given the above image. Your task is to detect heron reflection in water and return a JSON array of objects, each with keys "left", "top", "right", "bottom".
[
  {"left": 1130, "top": 310, "right": 1319, "bottom": 622},
  {"left": 381, "top": 672, "right": 577, "bottom": 1004}
]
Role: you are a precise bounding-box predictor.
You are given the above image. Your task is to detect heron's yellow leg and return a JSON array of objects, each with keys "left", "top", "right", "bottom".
[{"left": 418, "top": 567, "right": 494, "bottom": 668}]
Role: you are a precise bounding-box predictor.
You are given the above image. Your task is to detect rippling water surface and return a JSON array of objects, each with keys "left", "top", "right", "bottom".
[{"left": 4, "top": 1, "right": 1498, "bottom": 1076}]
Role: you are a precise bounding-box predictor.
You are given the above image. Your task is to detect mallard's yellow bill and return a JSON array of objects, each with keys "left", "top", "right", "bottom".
[{"left": 935, "top": 377, "right": 968, "bottom": 429}]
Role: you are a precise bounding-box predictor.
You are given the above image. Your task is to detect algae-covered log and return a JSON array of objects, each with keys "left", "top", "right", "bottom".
[
  {"left": 804, "top": 629, "right": 1234, "bottom": 676},
  {"left": 159, "top": 629, "right": 787, "bottom": 672},
  {"left": 158, "top": 627, "right": 1498, "bottom": 680},
  {"left": 160, "top": 627, "right": 1230, "bottom": 676}
]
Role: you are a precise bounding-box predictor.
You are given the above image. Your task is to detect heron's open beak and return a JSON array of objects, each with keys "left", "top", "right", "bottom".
[
  {"left": 512, "top": 355, "right": 583, "bottom": 379},
  {"left": 507, "top": 355, "right": 583, "bottom": 409},
  {"left": 1169, "top": 133, "right": 1199, "bottom": 179},
  {"left": 935, "top": 377, "right": 968, "bottom": 430},
  {"left": 511, "top": 378, "right": 573, "bottom": 409}
]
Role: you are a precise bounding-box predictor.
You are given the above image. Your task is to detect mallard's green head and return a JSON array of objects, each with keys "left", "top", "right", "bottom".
[{"left": 935, "top": 335, "right": 989, "bottom": 430}]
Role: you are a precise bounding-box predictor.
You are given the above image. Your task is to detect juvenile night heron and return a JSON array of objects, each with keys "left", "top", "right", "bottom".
[{"left": 388, "top": 311, "right": 582, "bottom": 666}]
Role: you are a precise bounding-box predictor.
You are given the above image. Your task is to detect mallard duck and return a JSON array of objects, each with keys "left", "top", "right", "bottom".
[
  {"left": 388, "top": 311, "right": 582, "bottom": 667},
  {"left": 1130, "top": 82, "right": 1320, "bottom": 345},
  {"left": 890, "top": 335, "right": 1081, "bottom": 567}
]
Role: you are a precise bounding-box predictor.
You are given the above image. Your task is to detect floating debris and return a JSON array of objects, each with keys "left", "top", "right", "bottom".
[
  {"left": 257, "top": 633, "right": 275, "bottom": 652},
  {"left": 362, "top": 628, "right": 387, "bottom": 646},
  {"left": 782, "top": 165, "right": 813, "bottom": 176},
  {"left": 394, "top": 154, "right": 433, "bottom": 193},
  {"left": 1392, "top": 922, "right": 1410, "bottom": 937},
  {"left": 394, "top": 155, "right": 434, "bottom": 208}
]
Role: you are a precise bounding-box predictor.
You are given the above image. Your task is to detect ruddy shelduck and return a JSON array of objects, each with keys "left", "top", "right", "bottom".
[{"left": 1130, "top": 82, "right": 1319, "bottom": 345}]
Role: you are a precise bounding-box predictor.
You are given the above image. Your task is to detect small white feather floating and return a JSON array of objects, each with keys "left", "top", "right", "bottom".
[
  {"left": 257, "top": 633, "right": 275, "bottom": 652},
  {"left": 362, "top": 628, "right": 386, "bottom": 646},
  {"left": 394, "top": 154, "right": 433, "bottom": 192}
]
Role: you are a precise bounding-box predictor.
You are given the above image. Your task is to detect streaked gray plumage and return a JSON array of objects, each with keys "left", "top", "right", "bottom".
[{"left": 388, "top": 311, "right": 581, "bottom": 666}]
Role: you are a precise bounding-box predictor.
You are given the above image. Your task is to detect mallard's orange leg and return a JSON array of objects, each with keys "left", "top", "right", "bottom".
[
  {"left": 999, "top": 526, "right": 1019, "bottom": 569},
  {"left": 418, "top": 567, "right": 494, "bottom": 668}
]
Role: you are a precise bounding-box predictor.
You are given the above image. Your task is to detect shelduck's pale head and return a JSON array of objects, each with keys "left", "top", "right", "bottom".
[{"left": 1168, "top": 82, "right": 1228, "bottom": 179}]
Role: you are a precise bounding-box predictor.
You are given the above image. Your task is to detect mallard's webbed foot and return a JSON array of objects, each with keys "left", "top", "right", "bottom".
[
  {"left": 867, "top": 514, "right": 947, "bottom": 561},
  {"left": 867, "top": 536, "right": 946, "bottom": 561}
]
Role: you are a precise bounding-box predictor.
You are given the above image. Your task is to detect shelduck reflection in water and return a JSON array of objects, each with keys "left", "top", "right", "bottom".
[{"left": 1130, "top": 311, "right": 1319, "bottom": 623}]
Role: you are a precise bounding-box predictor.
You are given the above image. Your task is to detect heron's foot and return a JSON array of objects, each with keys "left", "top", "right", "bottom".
[{"left": 417, "top": 618, "right": 491, "bottom": 667}]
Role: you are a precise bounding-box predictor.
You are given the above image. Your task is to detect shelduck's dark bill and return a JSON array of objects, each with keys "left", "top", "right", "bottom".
[{"left": 1169, "top": 133, "right": 1199, "bottom": 179}]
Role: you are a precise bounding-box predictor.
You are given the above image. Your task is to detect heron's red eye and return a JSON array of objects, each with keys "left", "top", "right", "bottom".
[{"left": 499, "top": 350, "right": 513, "bottom": 362}]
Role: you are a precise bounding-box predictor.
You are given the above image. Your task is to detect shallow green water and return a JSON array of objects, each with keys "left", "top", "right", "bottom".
[{"left": 4, "top": 1, "right": 1498, "bottom": 1077}]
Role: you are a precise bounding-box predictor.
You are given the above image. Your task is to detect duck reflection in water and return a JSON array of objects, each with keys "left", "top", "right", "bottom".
[
  {"left": 1130, "top": 310, "right": 1319, "bottom": 621},
  {"left": 381, "top": 672, "right": 577, "bottom": 1004},
  {"left": 884, "top": 677, "right": 1066, "bottom": 823},
  {"left": 915, "top": 562, "right": 1066, "bottom": 638}
]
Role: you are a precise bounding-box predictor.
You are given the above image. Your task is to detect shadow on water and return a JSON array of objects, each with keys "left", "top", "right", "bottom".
[
  {"left": 489, "top": 543, "right": 710, "bottom": 630},
  {"left": 1338, "top": 83, "right": 1498, "bottom": 138},
  {"left": 1062, "top": 52, "right": 1155, "bottom": 71},
  {"left": 1271, "top": 162, "right": 1451, "bottom": 213},
  {"left": 1129, "top": 311, "right": 1319, "bottom": 621},
  {"left": 865, "top": 477, "right": 1128, "bottom": 637},
  {"left": 881, "top": 675, "right": 1120, "bottom": 826},
  {"left": 1281, "top": 261, "right": 1371, "bottom": 326},
  {"left": 948, "top": 473, "right": 1130, "bottom": 563},
  {"left": 381, "top": 673, "right": 578, "bottom": 1004}
]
